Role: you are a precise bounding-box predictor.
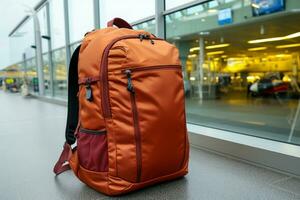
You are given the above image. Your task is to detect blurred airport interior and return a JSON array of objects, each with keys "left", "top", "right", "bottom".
[{"left": 1, "top": 0, "right": 299, "bottom": 145}]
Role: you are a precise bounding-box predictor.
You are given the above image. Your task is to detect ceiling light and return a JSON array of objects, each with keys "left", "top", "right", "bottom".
[
  {"left": 221, "top": 55, "right": 228, "bottom": 58},
  {"left": 188, "top": 54, "right": 197, "bottom": 58},
  {"left": 248, "top": 32, "right": 300, "bottom": 44},
  {"left": 276, "top": 43, "right": 300, "bottom": 49},
  {"left": 199, "top": 31, "right": 210, "bottom": 35},
  {"left": 207, "top": 51, "right": 224, "bottom": 56},
  {"left": 208, "top": 9, "right": 218, "bottom": 13},
  {"left": 189, "top": 47, "right": 200, "bottom": 52},
  {"left": 206, "top": 43, "right": 230, "bottom": 49},
  {"left": 248, "top": 47, "right": 267, "bottom": 51},
  {"left": 251, "top": 3, "right": 260, "bottom": 9},
  {"left": 173, "top": 36, "right": 181, "bottom": 40},
  {"left": 276, "top": 54, "right": 291, "bottom": 58},
  {"left": 260, "top": 25, "right": 265, "bottom": 35}
]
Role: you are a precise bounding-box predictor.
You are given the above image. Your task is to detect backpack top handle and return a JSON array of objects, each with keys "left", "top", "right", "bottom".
[{"left": 107, "top": 17, "right": 133, "bottom": 29}]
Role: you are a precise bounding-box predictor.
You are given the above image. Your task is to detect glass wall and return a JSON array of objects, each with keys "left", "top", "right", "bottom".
[
  {"left": 52, "top": 48, "right": 67, "bottom": 98},
  {"left": 9, "top": 18, "right": 35, "bottom": 64},
  {"left": 166, "top": 0, "right": 300, "bottom": 145},
  {"left": 42, "top": 53, "right": 51, "bottom": 96},
  {"left": 25, "top": 58, "right": 38, "bottom": 94},
  {"left": 68, "top": 0, "right": 94, "bottom": 43},
  {"left": 49, "top": 0, "right": 66, "bottom": 49},
  {"left": 133, "top": 19, "right": 156, "bottom": 35},
  {"left": 37, "top": 6, "right": 50, "bottom": 53},
  {"left": 100, "top": 0, "right": 155, "bottom": 27},
  {"left": 165, "top": 0, "right": 197, "bottom": 10}
]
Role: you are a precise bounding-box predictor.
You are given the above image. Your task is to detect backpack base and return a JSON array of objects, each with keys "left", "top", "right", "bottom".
[{"left": 69, "top": 150, "right": 188, "bottom": 196}]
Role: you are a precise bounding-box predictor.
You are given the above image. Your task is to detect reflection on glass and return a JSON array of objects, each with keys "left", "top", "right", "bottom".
[
  {"left": 52, "top": 48, "right": 67, "bottom": 98},
  {"left": 166, "top": 0, "right": 300, "bottom": 145},
  {"left": 133, "top": 19, "right": 156, "bottom": 35}
]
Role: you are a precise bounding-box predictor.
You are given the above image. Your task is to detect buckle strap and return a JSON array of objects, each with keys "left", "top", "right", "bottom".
[{"left": 53, "top": 142, "right": 72, "bottom": 175}]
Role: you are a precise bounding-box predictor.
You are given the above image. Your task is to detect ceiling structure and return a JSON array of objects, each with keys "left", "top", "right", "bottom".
[{"left": 185, "top": 12, "right": 300, "bottom": 57}]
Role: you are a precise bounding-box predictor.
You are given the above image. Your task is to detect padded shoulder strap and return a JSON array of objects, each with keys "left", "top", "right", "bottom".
[
  {"left": 53, "top": 45, "right": 81, "bottom": 175},
  {"left": 65, "top": 45, "right": 81, "bottom": 145}
]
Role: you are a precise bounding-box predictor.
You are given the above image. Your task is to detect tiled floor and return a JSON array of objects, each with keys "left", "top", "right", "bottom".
[{"left": 0, "top": 91, "right": 299, "bottom": 200}]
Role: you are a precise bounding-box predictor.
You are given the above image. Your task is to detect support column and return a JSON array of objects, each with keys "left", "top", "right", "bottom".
[
  {"left": 93, "top": 0, "right": 100, "bottom": 29},
  {"left": 198, "top": 37, "right": 205, "bottom": 101},
  {"left": 33, "top": 13, "right": 45, "bottom": 96},
  {"left": 46, "top": 2, "right": 54, "bottom": 97},
  {"left": 63, "top": 0, "right": 71, "bottom": 71},
  {"left": 155, "top": 0, "right": 165, "bottom": 39},
  {"left": 22, "top": 53, "right": 27, "bottom": 79}
]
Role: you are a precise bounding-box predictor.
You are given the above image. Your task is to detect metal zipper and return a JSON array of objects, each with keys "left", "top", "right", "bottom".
[
  {"left": 78, "top": 77, "right": 101, "bottom": 101},
  {"left": 125, "top": 69, "right": 142, "bottom": 182},
  {"left": 100, "top": 35, "right": 163, "bottom": 118}
]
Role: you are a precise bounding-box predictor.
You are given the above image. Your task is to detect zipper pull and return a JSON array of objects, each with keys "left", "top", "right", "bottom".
[
  {"left": 139, "top": 34, "right": 144, "bottom": 42},
  {"left": 125, "top": 69, "right": 135, "bottom": 93},
  {"left": 150, "top": 38, "right": 154, "bottom": 45},
  {"left": 85, "top": 78, "right": 93, "bottom": 101}
]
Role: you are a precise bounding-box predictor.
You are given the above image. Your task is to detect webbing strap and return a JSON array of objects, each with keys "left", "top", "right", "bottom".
[
  {"left": 53, "top": 45, "right": 81, "bottom": 175},
  {"left": 65, "top": 45, "right": 81, "bottom": 145}
]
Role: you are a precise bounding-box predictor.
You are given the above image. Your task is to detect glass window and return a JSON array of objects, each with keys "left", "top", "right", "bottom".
[
  {"left": 100, "top": 0, "right": 155, "bottom": 28},
  {"left": 37, "top": 6, "right": 49, "bottom": 53},
  {"left": 49, "top": 0, "right": 66, "bottom": 49},
  {"left": 52, "top": 48, "right": 67, "bottom": 98},
  {"left": 9, "top": 18, "right": 35, "bottom": 64},
  {"left": 68, "top": 0, "right": 94, "bottom": 43},
  {"left": 166, "top": 0, "right": 300, "bottom": 145},
  {"left": 42, "top": 53, "right": 51, "bottom": 96},
  {"left": 133, "top": 19, "right": 156, "bottom": 34},
  {"left": 165, "top": 0, "right": 196, "bottom": 10},
  {"left": 70, "top": 41, "right": 81, "bottom": 55},
  {"left": 24, "top": 57, "right": 38, "bottom": 94},
  {"left": 2, "top": 63, "right": 24, "bottom": 93}
]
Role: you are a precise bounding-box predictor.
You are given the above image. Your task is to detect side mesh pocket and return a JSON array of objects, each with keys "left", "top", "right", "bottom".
[{"left": 77, "top": 128, "right": 108, "bottom": 172}]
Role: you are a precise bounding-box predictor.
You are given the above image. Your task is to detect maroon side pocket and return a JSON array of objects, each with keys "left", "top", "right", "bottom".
[{"left": 77, "top": 128, "right": 108, "bottom": 172}]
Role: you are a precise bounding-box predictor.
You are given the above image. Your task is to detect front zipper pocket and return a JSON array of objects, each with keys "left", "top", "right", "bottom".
[
  {"left": 125, "top": 69, "right": 142, "bottom": 182},
  {"left": 100, "top": 35, "right": 164, "bottom": 118},
  {"left": 77, "top": 128, "right": 108, "bottom": 172},
  {"left": 121, "top": 65, "right": 185, "bottom": 182}
]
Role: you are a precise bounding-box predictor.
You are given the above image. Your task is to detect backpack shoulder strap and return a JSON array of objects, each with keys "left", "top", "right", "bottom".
[
  {"left": 65, "top": 45, "right": 81, "bottom": 145},
  {"left": 53, "top": 45, "right": 81, "bottom": 175}
]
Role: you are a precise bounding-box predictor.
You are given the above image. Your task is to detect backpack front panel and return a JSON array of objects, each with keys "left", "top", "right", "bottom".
[{"left": 106, "top": 35, "right": 188, "bottom": 183}]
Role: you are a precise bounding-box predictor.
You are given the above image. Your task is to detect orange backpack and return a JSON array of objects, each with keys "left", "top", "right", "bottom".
[{"left": 54, "top": 18, "right": 189, "bottom": 196}]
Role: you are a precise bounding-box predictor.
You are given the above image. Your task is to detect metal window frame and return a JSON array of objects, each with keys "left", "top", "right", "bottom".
[
  {"left": 94, "top": 0, "right": 100, "bottom": 29},
  {"left": 155, "top": 0, "right": 166, "bottom": 38},
  {"left": 63, "top": 0, "right": 71, "bottom": 72},
  {"left": 45, "top": 2, "right": 55, "bottom": 97}
]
